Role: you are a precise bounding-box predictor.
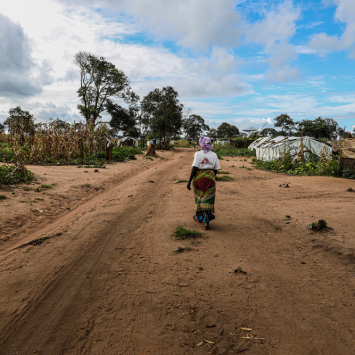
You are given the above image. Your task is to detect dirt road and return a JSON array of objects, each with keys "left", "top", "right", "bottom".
[{"left": 1, "top": 149, "right": 355, "bottom": 355}]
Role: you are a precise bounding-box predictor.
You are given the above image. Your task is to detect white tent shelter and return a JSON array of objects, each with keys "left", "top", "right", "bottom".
[
  {"left": 249, "top": 136, "right": 332, "bottom": 162},
  {"left": 117, "top": 137, "right": 139, "bottom": 148}
]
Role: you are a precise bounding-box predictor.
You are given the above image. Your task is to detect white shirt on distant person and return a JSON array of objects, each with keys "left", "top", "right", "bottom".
[{"left": 192, "top": 150, "right": 221, "bottom": 170}]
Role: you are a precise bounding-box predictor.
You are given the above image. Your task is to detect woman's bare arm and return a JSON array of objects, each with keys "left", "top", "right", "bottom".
[{"left": 187, "top": 167, "right": 198, "bottom": 190}]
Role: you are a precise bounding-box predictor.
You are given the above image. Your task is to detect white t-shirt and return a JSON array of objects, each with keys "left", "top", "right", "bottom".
[
  {"left": 171, "top": 140, "right": 174, "bottom": 145},
  {"left": 192, "top": 150, "right": 221, "bottom": 170}
]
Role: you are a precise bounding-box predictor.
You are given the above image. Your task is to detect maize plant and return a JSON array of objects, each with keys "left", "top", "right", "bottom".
[{"left": 4, "top": 119, "right": 109, "bottom": 165}]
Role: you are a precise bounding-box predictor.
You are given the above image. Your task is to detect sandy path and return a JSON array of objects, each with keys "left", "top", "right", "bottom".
[{"left": 1, "top": 149, "right": 355, "bottom": 355}]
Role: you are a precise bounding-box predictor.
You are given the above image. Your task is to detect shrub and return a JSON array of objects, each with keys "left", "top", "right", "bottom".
[
  {"left": 214, "top": 147, "right": 256, "bottom": 158},
  {"left": 112, "top": 146, "right": 142, "bottom": 162},
  {"left": 253, "top": 155, "right": 355, "bottom": 179},
  {"left": 0, "top": 164, "right": 34, "bottom": 185},
  {"left": 216, "top": 175, "right": 233, "bottom": 181}
]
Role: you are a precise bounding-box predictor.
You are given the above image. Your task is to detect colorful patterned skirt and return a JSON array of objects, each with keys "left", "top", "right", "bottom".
[{"left": 193, "top": 170, "right": 216, "bottom": 223}]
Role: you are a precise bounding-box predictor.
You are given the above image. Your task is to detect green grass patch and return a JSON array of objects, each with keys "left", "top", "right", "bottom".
[
  {"left": 216, "top": 175, "right": 233, "bottom": 181},
  {"left": 176, "top": 179, "right": 188, "bottom": 183},
  {"left": 0, "top": 195, "right": 8, "bottom": 200},
  {"left": 171, "top": 226, "right": 203, "bottom": 240},
  {"left": 218, "top": 171, "right": 230, "bottom": 174},
  {"left": 35, "top": 184, "right": 56, "bottom": 192}
]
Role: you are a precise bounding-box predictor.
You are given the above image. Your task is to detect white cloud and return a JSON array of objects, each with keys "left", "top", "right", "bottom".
[
  {"left": 245, "top": 1, "right": 301, "bottom": 82},
  {"left": 266, "top": 66, "right": 301, "bottom": 83},
  {"left": 266, "top": 117, "right": 274, "bottom": 125},
  {"left": 0, "top": 0, "right": 251, "bottom": 122},
  {"left": 309, "top": 0, "right": 355, "bottom": 55},
  {"left": 56, "top": 0, "right": 243, "bottom": 51}
]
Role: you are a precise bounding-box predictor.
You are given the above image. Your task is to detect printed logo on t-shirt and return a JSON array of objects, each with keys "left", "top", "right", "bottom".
[{"left": 201, "top": 157, "right": 213, "bottom": 167}]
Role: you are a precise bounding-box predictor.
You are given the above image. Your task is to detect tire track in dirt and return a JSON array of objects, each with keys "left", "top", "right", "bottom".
[
  {"left": 1, "top": 150, "right": 355, "bottom": 354},
  {"left": 0, "top": 156, "right": 170, "bottom": 252},
  {"left": 0, "top": 150, "right": 186, "bottom": 355}
]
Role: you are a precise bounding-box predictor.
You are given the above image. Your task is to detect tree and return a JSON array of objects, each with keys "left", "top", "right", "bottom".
[
  {"left": 73, "top": 51, "right": 134, "bottom": 126},
  {"left": 296, "top": 117, "right": 332, "bottom": 139},
  {"left": 183, "top": 114, "right": 209, "bottom": 141},
  {"left": 141, "top": 86, "right": 183, "bottom": 149},
  {"left": 130, "top": 99, "right": 150, "bottom": 147},
  {"left": 106, "top": 100, "right": 137, "bottom": 137},
  {"left": 4, "top": 106, "right": 35, "bottom": 134},
  {"left": 207, "top": 128, "right": 218, "bottom": 140},
  {"left": 216, "top": 122, "right": 240, "bottom": 138},
  {"left": 323, "top": 118, "right": 344, "bottom": 139},
  {"left": 260, "top": 128, "right": 279, "bottom": 137},
  {"left": 51, "top": 119, "right": 71, "bottom": 130},
  {"left": 0, "top": 122, "right": 4, "bottom": 131},
  {"left": 274, "top": 114, "right": 295, "bottom": 136}
]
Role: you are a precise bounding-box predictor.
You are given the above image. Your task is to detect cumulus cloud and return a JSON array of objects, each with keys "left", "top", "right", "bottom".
[
  {"left": 56, "top": 0, "right": 243, "bottom": 51},
  {"left": 0, "top": 13, "right": 53, "bottom": 98},
  {"left": 309, "top": 0, "right": 355, "bottom": 55},
  {"left": 245, "top": 1, "right": 301, "bottom": 82},
  {"left": 265, "top": 117, "right": 274, "bottom": 125}
]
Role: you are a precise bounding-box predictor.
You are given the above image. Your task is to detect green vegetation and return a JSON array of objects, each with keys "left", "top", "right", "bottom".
[
  {"left": 35, "top": 184, "right": 56, "bottom": 192},
  {"left": 171, "top": 226, "right": 203, "bottom": 240},
  {"left": 111, "top": 146, "right": 142, "bottom": 162},
  {"left": 309, "top": 219, "right": 328, "bottom": 231},
  {"left": 214, "top": 147, "right": 256, "bottom": 158},
  {"left": 0, "top": 195, "right": 8, "bottom": 200},
  {"left": 0, "top": 164, "right": 34, "bottom": 185},
  {"left": 216, "top": 175, "right": 233, "bottom": 181},
  {"left": 218, "top": 171, "right": 230, "bottom": 174},
  {"left": 253, "top": 152, "right": 355, "bottom": 179},
  {"left": 176, "top": 179, "right": 188, "bottom": 183}
]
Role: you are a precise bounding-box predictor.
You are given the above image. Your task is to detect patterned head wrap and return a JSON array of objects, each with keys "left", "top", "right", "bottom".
[{"left": 199, "top": 136, "right": 213, "bottom": 153}]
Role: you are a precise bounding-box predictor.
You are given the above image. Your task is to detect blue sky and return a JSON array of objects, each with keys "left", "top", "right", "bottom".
[{"left": 0, "top": 0, "right": 354, "bottom": 132}]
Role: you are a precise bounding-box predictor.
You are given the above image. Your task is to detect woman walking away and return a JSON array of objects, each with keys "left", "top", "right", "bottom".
[{"left": 187, "top": 137, "right": 221, "bottom": 230}]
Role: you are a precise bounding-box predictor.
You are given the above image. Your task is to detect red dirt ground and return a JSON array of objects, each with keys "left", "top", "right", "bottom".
[{"left": 1, "top": 148, "right": 355, "bottom": 355}]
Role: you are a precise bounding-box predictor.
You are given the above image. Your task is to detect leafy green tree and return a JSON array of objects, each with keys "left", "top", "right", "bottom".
[
  {"left": 0, "top": 122, "right": 4, "bottom": 131},
  {"left": 216, "top": 122, "right": 240, "bottom": 138},
  {"left": 106, "top": 100, "right": 138, "bottom": 138},
  {"left": 183, "top": 114, "right": 209, "bottom": 141},
  {"left": 73, "top": 51, "right": 134, "bottom": 126},
  {"left": 274, "top": 114, "right": 295, "bottom": 136},
  {"left": 260, "top": 128, "right": 279, "bottom": 137},
  {"left": 4, "top": 106, "right": 35, "bottom": 134},
  {"left": 323, "top": 118, "right": 344, "bottom": 139},
  {"left": 296, "top": 117, "right": 332, "bottom": 139},
  {"left": 51, "top": 119, "right": 70, "bottom": 130},
  {"left": 207, "top": 128, "right": 218, "bottom": 139},
  {"left": 141, "top": 86, "right": 183, "bottom": 149}
]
